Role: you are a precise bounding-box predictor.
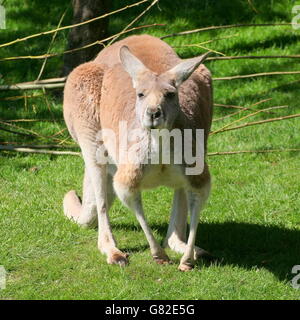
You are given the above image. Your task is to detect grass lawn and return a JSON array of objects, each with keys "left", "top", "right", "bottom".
[{"left": 0, "top": 0, "right": 300, "bottom": 300}]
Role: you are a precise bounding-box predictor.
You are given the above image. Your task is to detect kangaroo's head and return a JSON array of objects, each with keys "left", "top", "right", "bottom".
[{"left": 119, "top": 46, "right": 209, "bottom": 130}]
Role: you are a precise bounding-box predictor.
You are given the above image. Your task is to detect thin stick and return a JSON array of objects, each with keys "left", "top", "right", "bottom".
[
  {"left": 0, "top": 93, "right": 45, "bottom": 101},
  {"left": 207, "top": 55, "right": 300, "bottom": 61},
  {"left": 213, "top": 98, "right": 274, "bottom": 122},
  {"left": 172, "top": 34, "right": 239, "bottom": 49},
  {"left": 0, "top": 145, "right": 81, "bottom": 156},
  {"left": 0, "top": 126, "right": 35, "bottom": 138},
  {"left": 211, "top": 104, "right": 288, "bottom": 135},
  {"left": 0, "top": 0, "right": 150, "bottom": 48},
  {"left": 187, "top": 44, "right": 225, "bottom": 56},
  {"left": 213, "top": 71, "right": 300, "bottom": 81},
  {"left": 29, "top": 77, "right": 66, "bottom": 84},
  {"left": 212, "top": 106, "right": 279, "bottom": 122},
  {"left": 57, "top": 136, "right": 73, "bottom": 145},
  {"left": 211, "top": 113, "right": 300, "bottom": 135},
  {"left": 0, "top": 120, "right": 45, "bottom": 138},
  {"left": 107, "top": 0, "right": 159, "bottom": 46},
  {"left": 4, "top": 119, "right": 64, "bottom": 122},
  {"left": 49, "top": 128, "right": 67, "bottom": 138},
  {"left": 161, "top": 22, "right": 294, "bottom": 39},
  {"left": 36, "top": 9, "right": 68, "bottom": 81},
  {"left": 214, "top": 103, "right": 245, "bottom": 109},
  {"left": 247, "top": 0, "right": 259, "bottom": 13},
  {"left": 0, "top": 83, "right": 65, "bottom": 90},
  {"left": 0, "top": 120, "right": 64, "bottom": 143},
  {"left": 0, "top": 23, "right": 163, "bottom": 63},
  {"left": 0, "top": 143, "right": 77, "bottom": 149},
  {"left": 208, "top": 148, "right": 300, "bottom": 156}
]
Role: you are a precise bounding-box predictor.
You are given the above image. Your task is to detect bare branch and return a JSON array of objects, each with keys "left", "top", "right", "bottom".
[
  {"left": 211, "top": 100, "right": 276, "bottom": 134},
  {"left": 0, "top": 83, "right": 65, "bottom": 90},
  {"left": 161, "top": 23, "right": 294, "bottom": 39},
  {"left": 213, "top": 71, "right": 300, "bottom": 81},
  {"left": 211, "top": 113, "right": 300, "bottom": 135},
  {"left": 36, "top": 9, "right": 68, "bottom": 81},
  {"left": 208, "top": 148, "right": 300, "bottom": 156},
  {"left": 0, "top": 126, "right": 35, "bottom": 138},
  {"left": 207, "top": 55, "right": 300, "bottom": 61},
  {"left": 0, "top": 145, "right": 81, "bottom": 156},
  {"left": 108, "top": 0, "right": 159, "bottom": 46},
  {"left": 0, "top": 23, "right": 163, "bottom": 63},
  {"left": 0, "top": 0, "right": 150, "bottom": 48},
  {"left": 213, "top": 98, "right": 274, "bottom": 122}
]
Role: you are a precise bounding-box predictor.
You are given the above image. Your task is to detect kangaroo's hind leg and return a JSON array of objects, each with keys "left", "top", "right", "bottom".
[
  {"left": 64, "top": 167, "right": 97, "bottom": 228},
  {"left": 163, "top": 188, "right": 212, "bottom": 260},
  {"left": 64, "top": 168, "right": 116, "bottom": 229},
  {"left": 179, "top": 172, "right": 211, "bottom": 272},
  {"left": 63, "top": 61, "right": 126, "bottom": 265},
  {"left": 80, "top": 135, "right": 128, "bottom": 266}
]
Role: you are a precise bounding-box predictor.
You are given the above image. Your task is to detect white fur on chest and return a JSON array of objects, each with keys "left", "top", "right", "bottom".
[
  {"left": 140, "top": 164, "right": 187, "bottom": 189},
  {"left": 97, "top": 127, "right": 189, "bottom": 190}
]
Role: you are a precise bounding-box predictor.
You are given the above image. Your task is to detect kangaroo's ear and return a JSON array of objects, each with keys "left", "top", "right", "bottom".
[
  {"left": 119, "top": 46, "right": 149, "bottom": 88},
  {"left": 165, "top": 52, "right": 210, "bottom": 87}
]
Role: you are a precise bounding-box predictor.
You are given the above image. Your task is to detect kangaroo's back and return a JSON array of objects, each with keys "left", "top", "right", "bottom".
[{"left": 94, "top": 34, "right": 181, "bottom": 73}]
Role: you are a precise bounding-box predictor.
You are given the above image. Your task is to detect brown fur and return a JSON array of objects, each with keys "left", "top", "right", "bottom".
[
  {"left": 63, "top": 34, "right": 213, "bottom": 269},
  {"left": 65, "top": 35, "right": 212, "bottom": 189}
]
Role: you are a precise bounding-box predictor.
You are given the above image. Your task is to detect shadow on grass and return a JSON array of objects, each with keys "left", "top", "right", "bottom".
[
  {"left": 111, "top": 0, "right": 293, "bottom": 35},
  {"left": 227, "top": 33, "right": 300, "bottom": 54},
  {"left": 113, "top": 221, "right": 300, "bottom": 282},
  {"left": 232, "top": 78, "right": 300, "bottom": 106}
]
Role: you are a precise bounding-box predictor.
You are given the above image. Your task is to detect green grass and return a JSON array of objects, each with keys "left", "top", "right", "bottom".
[{"left": 0, "top": 0, "right": 300, "bottom": 300}]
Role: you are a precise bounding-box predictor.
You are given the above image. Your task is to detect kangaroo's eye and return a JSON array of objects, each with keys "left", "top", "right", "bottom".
[
  {"left": 165, "top": 91, "right": 176, "bottom": 99},
  {"left": 137, "top": 93, "right": 144, "bottom": 98}
]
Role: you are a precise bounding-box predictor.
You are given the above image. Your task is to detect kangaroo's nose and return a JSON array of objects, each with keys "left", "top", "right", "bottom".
[{"left": 147, "top": 106, "right": 162, "bottom": 120}]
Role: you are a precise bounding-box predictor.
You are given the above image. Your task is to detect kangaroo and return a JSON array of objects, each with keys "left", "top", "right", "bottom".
[{"left": 63, "top": 34, "right": 213, "bottom": 271}]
